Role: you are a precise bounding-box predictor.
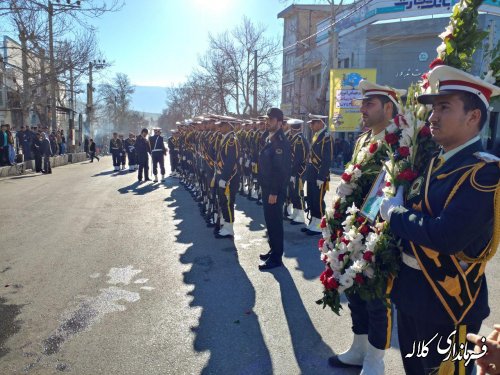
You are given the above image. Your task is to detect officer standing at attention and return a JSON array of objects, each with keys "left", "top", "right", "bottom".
[
  {"left": 287, "top": 119, "right": 309, "bottom": 225},
  {"left": 303, "top": 114, "right": 333, "bottom": 235},
  {"left": 258, "top": 107, "right": 291, "bottom": 270},
  {"left": 214, "top": 117, "right": 239, "bottom": 239},
  {"left": 119, "top": 134, "right": 126, "bottom": 170},
  {"left": 167, "top": 128, "right": 180, "bottom": 177},
  {"left": 380, "top": 65, "right": 500, "bottom": 375},
  {"left": 134, "top": 128, "right": 151, "bottom": 183},
  {"left": 149, "top": 128, "right": 167, "bottom": 182},
  {"left": 124, "top": 133, "right": 137, "bottom": 171},
  {"left": 110, "top": 132, "right": 122, "bottom": 172}
]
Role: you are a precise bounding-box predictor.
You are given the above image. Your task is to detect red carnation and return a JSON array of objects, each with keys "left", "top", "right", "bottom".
[
  {"left": 341, "top": 172, "right": 352, "bottom": 183},
  {"left": 356, "top": 217, "right": 365, "bottom": 224},
  {"left": 354, "top": 274, "right": 365, "bottom": 285},
  {"left": 363, "top": 251, "right": 374, "bottom": 262},
  {"left": 354, "top": 164, "right": 362, "bottom": 170},
  {"left": 320, "top": 267, "right": 333, "bottom": 284},
  {"left": 331, "top": 232, "right": 337, "bottom": 241},
  {"left": 397, "top": 146, "right": 410, "bottom": 158},
  {"left": 369, "top": 143, "right": 378, "bottom": 153},
  {"left": 334, "top": 200, "right": 340, "bottom": 209},
  {"left": 320, "top": 217, "right": 327, "bottom": 228},
  {"left": 429, "top": 58, "right": 444, "bottom": 70},
  {"left": 397, "top": 168, "right": 418, "bottom": 182},
  {"left": 394, "top": 114, "right": 407, "bottom": 128},
  {"left": 334, "top": 212, "right": 342, "bottom": 219},
  {"left": 385, "top": 181, "right": 392, "bottom": 187},
  {"left": 318, "top": 238, "right": 325, "bottom": 249},
  {"left": 326, "top": 276, "right": 339, "bottom": 290},
  {"left": 338, "top": 253, "right": 346, "bottom": 262},
  {"left": 385, "top": 133, "right": 399, "bottom": 145},
  {"left": 359, "top": 225, "right": 370, "bottom": 236},
  {"left": 419, "top": 125, "right": 431, "bottom": 138},
  {"left": 341, "top": 238, "right": 350, "bottom": 246}
]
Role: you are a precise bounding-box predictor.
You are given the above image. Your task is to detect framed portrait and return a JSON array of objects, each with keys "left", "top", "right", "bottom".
[{"left": 360, "top": 169, "right": 387, "bottom": 223}]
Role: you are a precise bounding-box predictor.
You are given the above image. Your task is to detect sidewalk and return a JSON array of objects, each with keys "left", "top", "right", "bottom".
[{"left": 0, "top": 152, "right": 89, "bottom": 177}]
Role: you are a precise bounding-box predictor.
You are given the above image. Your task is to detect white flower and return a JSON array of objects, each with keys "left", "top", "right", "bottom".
[
  {"left": 351, "top": 259, "right": 366, "bottom": 273},
  {"left": 346, "top": 203, "right": 359, "bottom": 216},
  {"left": 386, "top": 123, "right": 398, "bottom": 134},
  {"left": 356, "top": 149, "right": 367, "bottom": 163},
  {"left": 337, "top": 182, "right": 354, "bottom": 198},
  {"left": 436, "top": 42, "right": 446, "bottom": 57},
  {"left": 340, "top": 273, "right": 354, "bottom": 288},
  {"left": 438, "top": 25, "right": 454, "bottom": 40},
  {"left": 352, "top": 167, "right": 362, "bottom": 180}
]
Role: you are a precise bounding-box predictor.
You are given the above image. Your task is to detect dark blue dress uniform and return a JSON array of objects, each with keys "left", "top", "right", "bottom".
[
  {"left": 306, "top": 128, "right": 333, "bottom": 220},
  {"left": 119, "top": 137, "right": 126, "bottom": 167},
  {"left": 167, "top": 134, "right": 179, "bottom": 173},
  {"left": 258, "top": 128, "right": 291, "bottom": 263},
  {"left": 216, "top": 131, "right": 239, "bottom": 225},
  {"left": 149, "top": 134, "right": 167, "bottom": 177},
  {"left": 124, "top": 137, "right": 137, "bottom": 169},
  {"left": 390, "top": 139, "right": 500, "bottom": 375},
  {"left": 290, "top": 131, "right": 309, "bottom": 213},
  {"left": 110, "top": 137, "right": 122, "bottom": 170},
  {"left": 134, "top": 135, "right": 151, "bottom": 181}
]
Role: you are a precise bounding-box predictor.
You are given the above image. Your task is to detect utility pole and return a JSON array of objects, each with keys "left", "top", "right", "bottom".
[
  {"left": 86, "top": 60, "right": 106, "bottom": 137},
  {"left": 20, "top": 30, "right": 30, "bottom": 127},
  {"left": 253, "top": 49, "right": 258, "bottom": 116},
  {"left": 48, "top": 1, "right": 57, "bottom": 131},
  {"left": 69, "top": 58, "right": 75, "bottom": 152}
]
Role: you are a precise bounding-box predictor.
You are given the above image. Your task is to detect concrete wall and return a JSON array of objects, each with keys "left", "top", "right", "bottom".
[{"left": 0, "top": 152, "right": 88, "bottom": 177}]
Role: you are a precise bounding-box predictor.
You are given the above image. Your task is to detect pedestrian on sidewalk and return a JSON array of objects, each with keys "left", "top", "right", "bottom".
[
  {"left": 41, "top": 132, "right": 52, "bottom": 174},
  {"left": 89, "top": 139, "right": 99, "bottom": 162},
  {"left": 31, "top": 132, "right": 43, "bottom": 172}
]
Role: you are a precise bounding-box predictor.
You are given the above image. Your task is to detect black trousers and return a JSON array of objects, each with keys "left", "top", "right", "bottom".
[
  {"left": 111, "top": 150, "right": 120, "bottom": 167},
  {"left": 34, "top": 154, "right": 42, "bottom": 172},
  {"left": 217, "top": 177, "right": 238, "bottom": 223},
  {"left": 120, "top": 151, "right": 126, "bottom": 165},
  {"left": 346, "top": 292, "right": 393, "bottom": 350},
  {"left": 90, "top": 151, "right": 99, "bottom": 162},
  {"left": 290, "top": 175, "right": 305, "bottom": 209},
  {"left": 127, "top": 152, "right": 136, "bottom": 167},
  {"left": 138, "top": 156, "right": 149, "bottom": 180},
  {"left": 306, "top": 173, "right": 326, "bottom": 218},
  {"left": 262, "top": 189, "right": 285, "bottom": 262},
  {"left": 397, "top": 311, "right": 481, "bottom": 375},
  {"left": 169, "top": 152, "right": 178, "bottom": 172},
  {"left": 43, "top": 155, "right": 51, "bottom": 173},
  {"left": 152, "top": 152, "right": 165, "bottom": 176}
]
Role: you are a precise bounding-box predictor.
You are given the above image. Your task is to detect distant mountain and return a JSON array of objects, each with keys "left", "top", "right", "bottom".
[{"left": 131, "top": 86, "right": 167, "bottom": 114}]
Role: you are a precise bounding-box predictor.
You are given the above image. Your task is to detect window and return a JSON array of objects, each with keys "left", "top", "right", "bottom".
[
  {"left": 316, "top": 73, "right": 321, "bottom": 89},
  {"left": 310, "top": 76, "right": 315, "bottom": 90},
  {"left": 284, "top": 53, "right": 294, "bottom": 73},
  {"left": 283, "top": 85, "right": 293, "bottom": 103}
]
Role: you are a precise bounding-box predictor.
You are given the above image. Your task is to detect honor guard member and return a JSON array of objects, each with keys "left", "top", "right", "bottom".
[
  {"left": 168, "top": 126, "right": 180, "bottom": 177},
  {"left": 380, "top": 65, "right": 500, "bottom": 375},
  {"left": 287, "top": 119, "right": 309, "bottom": 225},
  {"left": 328, "top": 80, "right": 406, "bottom": 374},
  {"left": 282, "top": 117, "right": 294, "bottom": 218},
  {"left": 150, "top": 128, "right": 167, "bottom": 182},
  {"left": 214, "top": 117, "right": 239, "bottom": 239},
  {"left": 110, "top": 132, "right": 122, "bottom": 171},
  {"left": 135, "top": 128, "right": 151, "bottom": 182},
  {"left": 119, "top": 134, "right": 126, "bottom": 170},
  {"left": 303, "top": 114, "right": 333, "bottom": 235},
  {"left": 125, "top": 133, "right": 137, "bottom": 171},
  {"left": 258, "top": 108, "right": 291, "bottom": 270}
]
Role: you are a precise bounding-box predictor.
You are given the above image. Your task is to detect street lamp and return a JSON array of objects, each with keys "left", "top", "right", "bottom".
[{"left": 86, "top": 59, "right": 106, "bottom": 137}]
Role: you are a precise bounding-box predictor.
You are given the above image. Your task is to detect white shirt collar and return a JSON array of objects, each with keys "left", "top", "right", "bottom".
[{"left": 440, "top": 135, "right": 480, "bottom": 162}]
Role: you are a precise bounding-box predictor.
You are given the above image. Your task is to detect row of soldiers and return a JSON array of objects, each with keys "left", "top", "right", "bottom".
[
  {"left": 166, "top": 112, "right": 333, "bottom": 239},
  {"left": 109, "top": 129, "right": 167, "bottom": 182}
]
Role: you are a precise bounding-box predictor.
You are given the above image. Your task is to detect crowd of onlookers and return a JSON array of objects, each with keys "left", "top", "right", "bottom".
[
  {"left": 333, "top": 135, "right": 356, "bottom": 169},
  {"left": 0, "top": 123, "right": 68, "bottom": 173}
]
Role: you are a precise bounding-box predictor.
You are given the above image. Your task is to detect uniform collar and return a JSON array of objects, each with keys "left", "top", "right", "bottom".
[
  {"left": 313, "top": 127, "right": 326, "bottom": 141},
  {"left": 440, "top": 135, "right": 481, "bottom": 162},
  {"left": 221, "top": 131, "right": 234, "bottom": 143},
  {"left": 371, "top": 129, "right": 386, "bottom": 142}
]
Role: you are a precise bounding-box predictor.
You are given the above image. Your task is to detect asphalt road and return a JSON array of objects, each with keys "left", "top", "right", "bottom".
[{"left": 0, "top": 157, "right": 498, "bottom": 375}]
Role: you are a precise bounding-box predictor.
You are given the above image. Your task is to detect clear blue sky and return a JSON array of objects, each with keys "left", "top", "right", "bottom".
[{"left": 91, "top": 0, "right": 291, "bottom": 87}]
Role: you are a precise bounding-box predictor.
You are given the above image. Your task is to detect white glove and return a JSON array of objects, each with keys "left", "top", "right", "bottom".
[
  {"left": 251, "top": 162, "right": 256, "bottom": 168},
  {"left": 218, "top": 179, "right": 227, "bottom": 189},
  {"left": 380, "top": 186, "right": 405, "bottom": 222},
  {"left": 239, "top": 157, "right": 243, "bottom": 164},
  {"left": 316, "top": 179, "right": 324, "bottom": 189},
  {"left": 290, "top": 176, "right": 296, "bottom": 185},
  {"left": 182, "top": 156, "right": 186, "bottom": 161},
  {"left": 245, "top": 160, "right": 250, "bottom": 168}
]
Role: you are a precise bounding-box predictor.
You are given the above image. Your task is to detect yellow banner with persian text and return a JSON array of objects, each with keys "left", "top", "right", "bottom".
[{"left": 329, "top": 69, "right": 377, "bottom": 133}]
